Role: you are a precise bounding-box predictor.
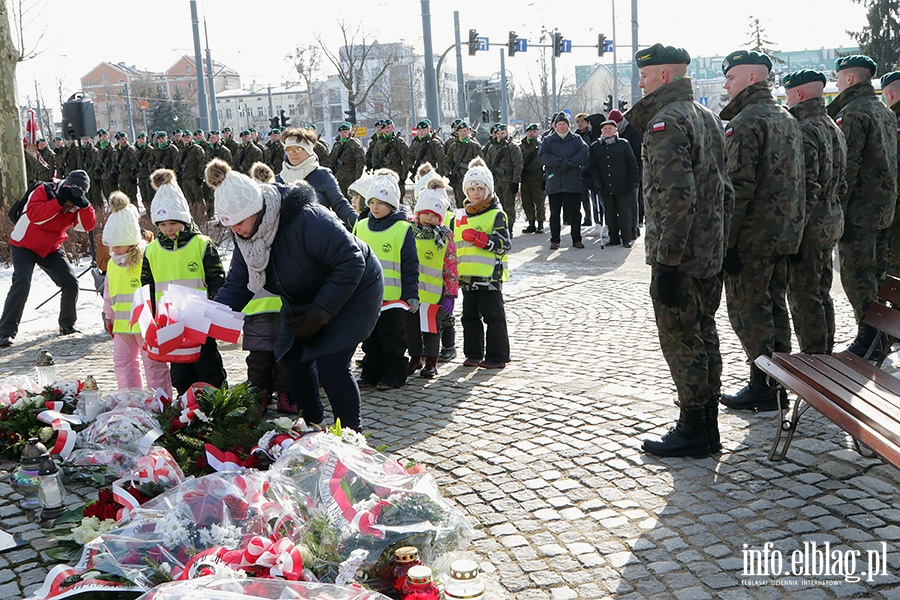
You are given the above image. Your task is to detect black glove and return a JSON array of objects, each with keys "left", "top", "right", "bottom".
[
  {"left": 656, "top": 264, "right": 680, "bottom": 308},
  {"left": 509, "top": 182, "right": 519, "bottom": 196},
  {"left": 290, "top": 305, "right": 333, "bottom": 343},
  {"left": 723, "top": 247, "right": 743, "bottom": 275}
]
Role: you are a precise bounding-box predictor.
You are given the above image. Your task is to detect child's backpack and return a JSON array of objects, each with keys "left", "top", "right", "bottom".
[{"left": 7, "top": 181, "right": 50, "bottom": 223}]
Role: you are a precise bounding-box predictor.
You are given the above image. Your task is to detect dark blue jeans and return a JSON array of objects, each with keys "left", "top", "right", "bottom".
[{"left": 286, "top": 346, "right": 361, "bottom": 431}]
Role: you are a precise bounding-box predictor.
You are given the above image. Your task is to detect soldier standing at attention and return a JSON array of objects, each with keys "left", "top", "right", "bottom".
[
  {"left": 376, "top": 119, "right": 408, "bottom": 177},
  {"left": 329, "top": 122, "right": 366, "bottom": 197},
  {"left": 439, "top": 119, "right": 463, "bottom": 179},
  {"left": 221, "top": 127, "right": 239, "bottom": 157},
  {"left": 265, "top": 127, "right": 284, "bottom": 175},
  {"left": 881, "top": 71, "right": 900, "bottom": 277},
  {"left": 134, "top": 132, "right": 155, "bottom": 213},
  {"left": 626, "top": 44, "right": 732, "bottom": 458},
  {"left": 443, "top": 121, "right": 483, "bottom": 208},
  {"left": 236, "top": 129, "right": 264, "bottom": 175},
  {"left": 96, "top": 129, "right": 116, "bottom": 202},
  {"left": 178, "top": 131, "right": 208, "bottom": 213},
  {"left": 114, "top": 131, "right": 138, "bottom": 202},
  {"left": 717, "top": 50, "right": 804, "bottom": 412},
  {"left": 781, "top": 70, "right": 846, "bottom": 355},
  {"left": 308, "top": 123, "right": 331, "bottom": 168},
  {"left": 365, "top": 120, "right": 385, "bottom": 172},
  {"left": 485, "top": 123, "right": 523, "bottom": 233},
  {"left": 208, "top": 130, "right": 234, "bottom": 167},
  {"left": 405, "top": 119, "right": 444, "bottom": 185},
  {"left": 519, "top": 123, "right": 546, "bottom": 234},
  {"left": 827, "top": 55, "right": 899, "bottom": 359}
]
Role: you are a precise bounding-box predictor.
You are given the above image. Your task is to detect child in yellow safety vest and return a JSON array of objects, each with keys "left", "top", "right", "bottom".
[
  {"left": 456, "top": 157, "right": 511, "bottom": 368},
  {"left": 141, "top": 169, "right": 228, "bottom": 396},
  {"left": 351, "top": 170, "right": 420, "bottom": 390},
  {"left": 101, "top": 191, "right": 173, "bottom": 396},
  {"left": 406, "top": 176, "right": 458, "bottom": 379}
]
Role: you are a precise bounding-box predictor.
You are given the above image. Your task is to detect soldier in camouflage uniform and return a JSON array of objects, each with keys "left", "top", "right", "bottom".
[
  {"left": 372, "top": 118, "right": 408, "bottom": 177},
  {"left": 208, "top": 130, "right": 234, "bottom": 167},
  {"left": 134, "top": 132, "right": 155, "bottom": 213},
  {"left": 718, "top": 50, "right": 805, "bottom": 412},
  {"left": 154, "top": 131, "right": 179, "bottom": 172},
  {"left": 484, "top": 123, "right": 524, "bottom": 231},
  {"left": 329, "top": 122, "right": 366, "bottom": 197},
  {"left": 75, "top": 137, "right": 103, "bottom": 208},
  {"left": 177, "top": 133, "right": 207, "bottom": 212},
  {"left": 626, "top": 44, "right": 732, "bottom": 458},
  {"left": 96, "top": 129, "right": 116, "bottom": 202},
  {"left": 265, "top": 128, "right": 284, "bottom": 175},
  {"left": 52, "top": 137, "right": 69, "bottom": 177},
  {"left": 442, "top": 121, "right": 483, "bottom": 208},
  {"left": 193, "top": 129, "right": 215, "bottom": 209},
  {"left": 828, "top": 56, "right": 899, "bottom": 359},
  {"left": 519, "top": 123, "right": 546, "bottom": 233},
  {"left": 37, "top": 139, "right": 56, "bottom": 177},
  {"left": 882, "top": 71, "right": 900, "bottom": 278},
  {"left": 235, "top": 130, "right": 264, "bottom": 175},
  {"left": 365, "top": 120, "right": 385, "bottom": 172},
  {"left": 781, "top": 70, "right": 847, "bottom": 355},
  {"left": 405, "top": 119, "right": 444, "bottom": 185},
  {"left": 113, "top": 131, "right": 138, "bottom": 203},
  {"left": 438, "top": 119, "right": 462, "bottom": 180},
  {"left": 172, "top": 129, "right": 184, "bottom": 150},
  {"left": 308, "top": 124, "right": 330, "bottom": 168},
  {"left": 221, "top": 127, "right": 239, "bottom": 157}
]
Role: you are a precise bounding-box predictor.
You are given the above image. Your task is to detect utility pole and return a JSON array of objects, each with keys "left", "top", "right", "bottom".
[
  {"left": 420, "top": 0, "right": 440, "bottom": 125},
  {"left": 204, "top": 16, "right": 219, "bottom": 130},
  {"left": 267, "top": 85, "right": 274, "bottom": 124},
  {"left": 453, "top": 11, "right": 466, "bottom": 120},
  {"left": 189, "top": 0, "right": 209, "bottom": 130},
  {"left": 631, "top": 0, "right": 640, "bottom": 105},
  {"left": 124, "top": 82, "right": 135, "bottom": 139},
  {"left": 611, "top": 0, "right": 619, "bottom": 109},
  {"left": 409, "top": 63, "right": 417, "bottom": 128},
  {"left": 499, "top": 49, "right": 509, "bottom": 124},
  {"left": 551, "top": 29, "right": 558, "bottom": 114}
]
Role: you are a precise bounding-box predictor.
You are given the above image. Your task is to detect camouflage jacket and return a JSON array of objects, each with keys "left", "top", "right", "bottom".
[
  {"left": 315, "top": 139, "right": 330, "bottom": 168},
  {"left": 235, "top": 141, "right": 264, "bottom": 175},
  {"left": 720, "top": 82, "right": 805, "bottom": 256},
  {"left": 53, "top": 145, "right": 70, "bottom": 177},
  {"left": 626, "top": 77, "right": 732, "bottom": 278},
  {"left": 484, "top": 138, "right": 523, "bottom": 186},
  {"left": 265, "top": 140, "right": 284, "bottom": 174},
  {"left": 827, "top": 82, "right": 898, "bottom": 230},
  {"left": 442, "top": 138, "right": 483, "bottom": 186},
  {"left": 223, "top": 136, "right": 239, "bottom": 157},
  {"left": 154, "top": 142, "right": 179, "bottom": 171},
  {"left": 518, "top": 137, "right": 544, "bottom": 181},
  {"left": 114, "top": 143, "right": 138, "bottom": 184},
  {"left": 404, "top": 135, "right": 444, "bottom": 182},
  {"left": 788, "top": 98, "right": 845, "bottom": 250},
  {"left": 329, "top": 136, "right": 365, "bottom": 183},
  {"left": 372, "top": 133, "right": 408, "bottom": 176},
  {"left": 134, "top": 143, "right": 155, "bottom": 178},
  {"left": 893, "top": 101, "right": 900, "bottom": 205},
  {"left": 178, "top": 142, "right": 207, "bottom": 182},
  {"left": 76, "top": 142, "right": 98, "bottom": 174},
  {"left": 97, "top": 141, "right": 116, "bottom": 180},
  {"left": 210, "top": 142, "right": 234, "bottom": 167},
  {"left": 365, "top": 134, "right": 382, "bottom": 171},
  {"left": 439, "top": 135, "right": 459, "bottom": 178}
]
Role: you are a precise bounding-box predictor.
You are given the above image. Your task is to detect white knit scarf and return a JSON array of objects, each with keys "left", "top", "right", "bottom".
[
  {"left": 280, "top": 154, "right": 319, "bottom": 185},
  {"left": 235, "top": 184, "right": 282, "bottom": 293}
]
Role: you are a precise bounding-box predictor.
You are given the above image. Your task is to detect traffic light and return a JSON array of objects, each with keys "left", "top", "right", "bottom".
[
  {"left": 345, "top": 101, "right": 357, "bottom": 125},
  {"left": 598, "top": 33, "right": 607, "bottom": 57},
  {"left": 279, "top": 109, "right": 289, "bottom": 128},
  {"left": 468, "top": 29, "right": 478, "bottom": 56},
  {"left": 492, "top": 109, "right": 501, "bottom": 121},
  {"left": 269, "top": 116, "right": 279, "bottom": 129},
  {"left": 618, "top": 99, "right": 628, "bottom": 111},
  {"left": 604, "top": 94, "right": 613, "bottom": 112},
  {"left": 553, "top": 32, "right": 564, "bottom": 58},
  {"left": 508, "top": 31, "right": 517, "bottom": 57}
]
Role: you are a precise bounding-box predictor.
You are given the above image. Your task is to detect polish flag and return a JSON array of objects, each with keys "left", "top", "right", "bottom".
[
  {"left": 23, "top": 109, "right": 41, "bottom": 148},
  {"left": 419, "top": 303, "right": 440, "bottom": 333}
]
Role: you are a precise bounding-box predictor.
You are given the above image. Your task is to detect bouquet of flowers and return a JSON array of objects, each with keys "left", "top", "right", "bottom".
[
  {"left": 0, "top": 378, "right": 84, "bottom": 457},
  {"left": 136, "top": 577, "right": 391, "bottom": 600}
]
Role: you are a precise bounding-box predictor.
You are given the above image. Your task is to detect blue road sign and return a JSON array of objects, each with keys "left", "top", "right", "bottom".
[
  {"left": 698, "top": 96, "right": 709, "bottom": 107},
  {"left": 515, "top": 38, "right": 528, "bottom": 53},
  {"left": 561, "top": 39, "right": 572, "bottom": 53},
  {"left": 562, "top": 109, "right": 573, "bottom": 121},
  {"left": 604, "top": 39, "right": 614, "bottom": 53},
  {"left": 476, "top": 37, "right": 489, "bottom": 51}
]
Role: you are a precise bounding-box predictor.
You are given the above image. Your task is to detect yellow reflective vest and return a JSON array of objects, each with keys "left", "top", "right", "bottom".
[
  {"left": 108, "top": 260, "right": 143, "bottom": 334},
  {"left": 415, "top": 238, "right": 446, "bottom": 303},
  {"left": 242, "top": 289, "right": 282, "bottom": 316},
  {"left": 145, "top": 234, "right": 209, "bottom": 299},
  {"left": 353, "top": 218, "right": 411, "bottom": 301},
  {"left": 454, "top": 209, "right": 508, "bottom": 281}
]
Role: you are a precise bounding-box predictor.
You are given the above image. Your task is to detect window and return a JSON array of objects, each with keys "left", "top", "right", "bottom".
[
  {"left": 225, "top": 108, "right": 232, "bottom": 120},
  {"left": 257, "top": 106, "right": 264, "bottom": 117},
  {"left": 329, "top": 106, "right": 343, "bottom": 119},
  {"left": 186, "top": 66, "right": 191, "bottom": 74},
  {"left": 328, "top": 89, "right": 341, "bottom": 104}
]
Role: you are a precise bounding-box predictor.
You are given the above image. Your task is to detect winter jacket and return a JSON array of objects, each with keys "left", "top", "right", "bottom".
[
  {"left": 276, "top": 167, "right": 358, "bottom": 228},
  {"left": 215, "top": 184, "right": 383, "bottom": 363},
  {"left": 720, "top": 82, "right": 805, "bottom": 256},
  {"left": 827, "top": 82, "right": 899, "bottom": 230},
  {"left": 618, "top": 120, "right": 644, "bottom": 172},
  {"left": 10, "top": 182, "right": 96, "bottom": 258},
  {"left": 140, "top": 222, "right": 225, "bottom": 299},
  {"left": 538, "top": 131, "right": 589, "bottom": 195},
  {"left": 405, "top": 135, "right": 445, "bottom": 182},
  {"left": 588, "top": 136, "right": 640, "bottom": 197},
  {"left": 329, "top": 136, "right": 366, "bottom": 186},
  {"left": 518, "top": 137, "right": 544, "bottom": 182},
  {"left": 353, "top": 208, "right": 420, "bottom": 303}
]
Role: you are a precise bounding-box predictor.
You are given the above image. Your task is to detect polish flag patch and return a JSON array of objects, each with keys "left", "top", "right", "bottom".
[
  {"left": 652, "top": 122, "right": 666, "bottom": 132},
  {"left": 835, "top": 117, "right": 843, "bottom": 125},
  {"left": 725, "top": 127, "right": 734, "bottom": 137}
]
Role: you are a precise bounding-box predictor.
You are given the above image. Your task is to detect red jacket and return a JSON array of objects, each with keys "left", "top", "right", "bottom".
[{"left": 10, "top": 182, "right": 96, "bottom": 258}]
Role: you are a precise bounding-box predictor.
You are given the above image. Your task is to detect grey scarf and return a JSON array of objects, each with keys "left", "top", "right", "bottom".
[{"left": 235, "top": 184, "right": 282, "bottom": 293}]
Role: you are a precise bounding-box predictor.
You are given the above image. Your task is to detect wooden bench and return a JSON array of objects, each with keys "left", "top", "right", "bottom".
[{"left": 754, "top": 275, "right": 900, "bottom": 465}]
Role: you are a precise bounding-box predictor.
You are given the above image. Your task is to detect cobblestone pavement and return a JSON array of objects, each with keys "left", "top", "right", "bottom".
[{"left": 3, "top": 226, "right": 900, "bottom": 599}]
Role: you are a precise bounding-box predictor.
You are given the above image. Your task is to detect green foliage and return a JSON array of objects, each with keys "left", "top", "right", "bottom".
[
  {"left": 148, "top": 90, "right": 196, "bottom": 136},
  {"left": 849, "top": 0, "right": 900, "bottom": 71}
]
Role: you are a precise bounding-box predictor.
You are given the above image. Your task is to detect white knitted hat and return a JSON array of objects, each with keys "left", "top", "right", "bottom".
[
  {"left": 367, "top": 172, "right": 401, "bottom": 210},
  {"left": 462, "top": 157, "right": 494, "bottom": 196},
  {"left": 348, "top": 173, "right": 374, "bottom": 199},
  {"left": 150, "top": 169, "right": 191, "bottom": 224},
  {"left": 214, "top": 170, "right": 264, "bottom": 226},
  {"left": 103, "top": 191, "right": 141, "bottom": 246},
  {"left": 414, "top": 166, "right": 447, "bottom": 201},
  {"left": 414, "top": 181, "right": 451, "bottom": 217}
]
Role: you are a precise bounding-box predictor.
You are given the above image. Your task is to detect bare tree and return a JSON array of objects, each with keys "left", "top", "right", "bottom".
[
  {"left": 315, "top": 19, "right": 399, "bottom": 117},
  {"left": 286, "top": 43, "right": 322, "bottom": 124},
  {"left": 516, "top": 30, "right": 573, "bottom": 123}
]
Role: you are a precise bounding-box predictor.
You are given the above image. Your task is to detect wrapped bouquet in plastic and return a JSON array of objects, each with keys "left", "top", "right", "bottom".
[{"left": 136, "top": 577, "right": 391, "bottom": 600}]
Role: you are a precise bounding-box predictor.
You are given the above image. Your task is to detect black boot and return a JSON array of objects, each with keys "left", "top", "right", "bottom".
[
  {"left": 643, "top": 408, "right": 711, "bottom": 458},
  {"left": 721, "top": 365, "right": 778, "bottom": 411},
  {"left": 535, "top": 222, "right": 545, "bottom": 233},
  {"left": 846, "top": 322, "right": 886, "bottom": 361},
  {"left": 522, "top": 222, "right": 537, "bottom": 234},
  {"left": 705, "top": 398, "right": 721, "bottom": 453}
]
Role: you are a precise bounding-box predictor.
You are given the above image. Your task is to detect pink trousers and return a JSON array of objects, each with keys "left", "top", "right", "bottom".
[{"left": 113, "top": 334, "right": 173, "bottom": 398}]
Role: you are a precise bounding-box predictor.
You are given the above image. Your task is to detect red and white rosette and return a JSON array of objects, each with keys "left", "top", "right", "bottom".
[
  {"left": 37, "top": 409, "right": 81, "bottom": 459},
  {"left": 112, "top": 447, "right": 184, "bottom": 517}
]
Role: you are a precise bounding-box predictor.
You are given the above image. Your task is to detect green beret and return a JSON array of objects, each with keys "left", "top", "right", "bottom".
[
  {"left": 781, "top": 69, "right": 826, "bottom": 90},
  {"left": 37, "top": 138, "right": 45, "bottom": 143},
  {"left": 634, "top": 43, "right": 691, "bottom": 68},
  {"left": 489, "top": 124, "right": 497, "bottom": 134},
  {"left": 835, "top": 54, "right": 877, "bottom": 76},
  {"left": 239, "top": 129, "right": 250, "bottom": 136},
  {"left": 114, "top": 131, "right": 126, "bottom": 139},
  {"left": 307, "top": 123, "right": 317, "bottom": 130},
  {"left": 375, "top": 120, "right": 385, "bottom": 127},
  {"left": 136, "top": 131, "right": 147, "bottom": 138},
  {"left": 157, "top": 131, "right": 168, "bottom": 138},
  {"left": 173, "top": 129, "right": 181, "bottom": 134},
  {"left": 451, "top": 118, "right": 463, "bottom": 129},
  {"left": 416, "top": 119, "right": 431, "bottom": 128},
  {"left": 193, "top": 128, "right": 204, "bottom": 135},
  {"left": 248, "top": 127, "right": 256, "bottom": 132},
  {"left": 209, "top": 130, "right": 220, "bottom": 135},
  {"left": 722, "top": 50, "right": 772, "bottom": 75},
  {"left": 526, "top": 123, "right": 540, "bottom": 131},
  {"left": 881, "top": 71, "right": 900, "bottom": 89},
  {"left": 383, "top": 118, "right": 394, "bottom": 126},
  {"left": 495, "top": 123, "right": 508, "bottom": 131},
  {"left": 97, "top": 128, "right": 108, "bottom": 135},
  {"left": 457, "top": 120, "right": 470, "bottom": 129},
  {"left": 338, "top": 122, "right": 352, "bottom": 131},
  {"left": 53, "top": 136, "right": 63, "bottom": 141},
  {"left": 222, "top": 126, "right": 232, "bottom": 132}
]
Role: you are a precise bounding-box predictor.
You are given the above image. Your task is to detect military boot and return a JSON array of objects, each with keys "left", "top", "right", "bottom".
[
  {"left": 721, "top": 366, "right": 778, "bottom": 411},
  {"left": 522, "top": 221, "right": 536, "bottom": 234},
  {"left": 705, "top": 397, "right": 721, "bottom": 453},
  {"left": 643, "top": 408, "right": 710, "bottom": 458},
  {"left": 846, "top": 322, "right": 887, "bottom": 361}
]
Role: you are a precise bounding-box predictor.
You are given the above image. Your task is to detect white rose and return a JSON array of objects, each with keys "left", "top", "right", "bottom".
[{"left": 38, "top": 427, "right": 54, "bottom": 443}]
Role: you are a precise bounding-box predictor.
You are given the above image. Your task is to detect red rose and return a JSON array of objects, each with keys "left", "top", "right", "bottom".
[{"left": 222, "top": 495, "right": 250, "bottom": 521}]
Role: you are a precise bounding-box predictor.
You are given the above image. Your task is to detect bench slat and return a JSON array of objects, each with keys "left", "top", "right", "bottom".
[
  {"left": 863, "top": 303, "right": 900, "bottom": 340},
  {"left": 876, "top": 275, "right": 900, "bottom": 306},
  {"left": 818, "top": 354, "right": 900, "bottom": 414},
  {"left": 757, "top": 355, "right": 900, "bottom": 466}
]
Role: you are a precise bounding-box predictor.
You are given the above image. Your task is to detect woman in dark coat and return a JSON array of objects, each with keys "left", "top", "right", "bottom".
[
  {"left": 208, "top": 159, "right": 382, "bottom": 431},
  {"left": 538, "top": 113, "right": 590, "bottom": 249}
]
